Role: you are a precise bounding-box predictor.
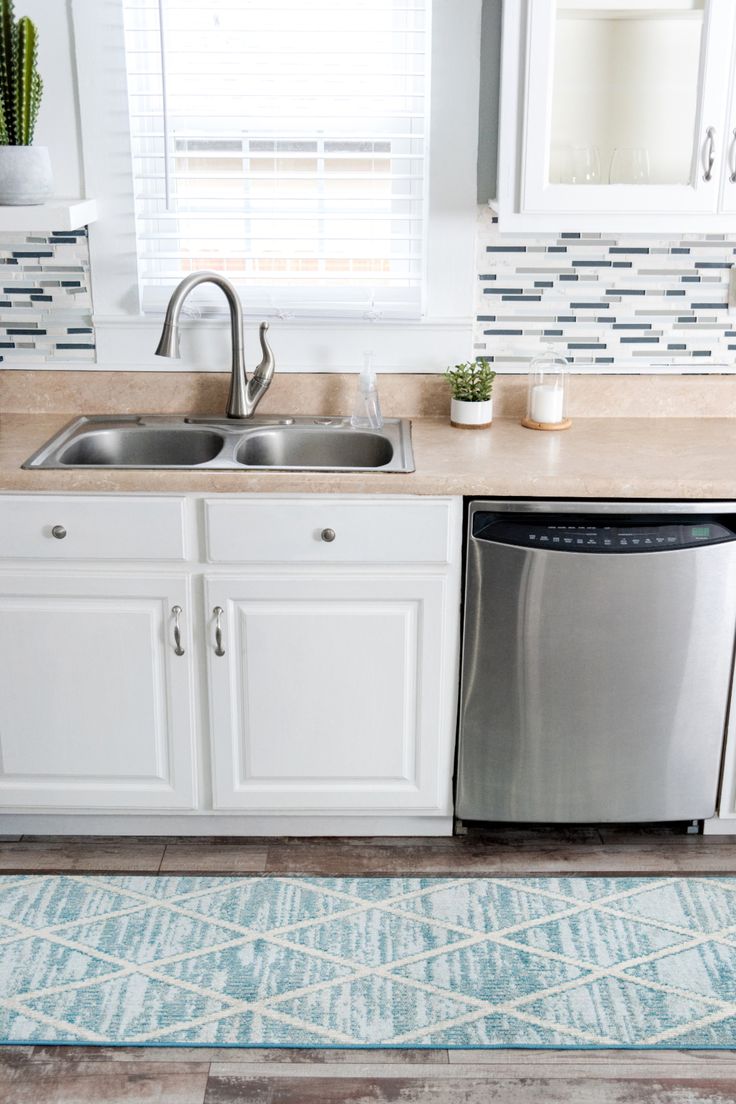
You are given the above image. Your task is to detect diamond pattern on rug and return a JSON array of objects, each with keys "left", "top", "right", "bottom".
[
  {"left": 392, "top": 938, "right": 590, "bottom": 1002},
  {"left": 612, "top": 879, "right": 736, "bottom": 933},
  {"left": 22, "top": 972, "right": 232, "bottom": 1042},
  {"left": 155, "top": 937, "right": 355, "bottom": 1003},
  {"left": 1, "top": 874, "right": 736, "bottom": 1048},
  {"left": 0, "top": 1004, "right": 96, "bottom": 1044},
  {"left": 407, "top": 1012, "right": 610, "bottom": 1048},
  {"left": 511, "top": 877, "right": 657, "bottom": 902},
  {"left": 623, "top": 940, "right": 736, "bottom": 1002},
  {"left": 285, "top": 906, "right": 466, "bottom": 966},
  {"left": 59, "top": 907, "right": 248, "bottom": 966},
  {"left": 0, "top": 935, "right": 123, "bottom": 999},
  {"left": 272, "top": 974, "right": 482, "bottom": 1045},
  {"left": 179, "top": 878, "right": 355, "bottom": 931},
  {"left": 519, "top": 974, "right": 718, "bottom": 1046},
  {"left": 508, "top": 909, "right": 690, "bottom": 967},
  {"left": 396, "top": 879, "right": 583, "bottom": 933},
  {"left": 0, "top": 876, "right": 136, "bottom": 931}
]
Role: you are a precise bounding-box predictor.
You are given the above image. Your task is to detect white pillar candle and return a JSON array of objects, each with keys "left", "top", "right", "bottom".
[{"left": 530, "top": 383, "right": 564, "bottom": 424}]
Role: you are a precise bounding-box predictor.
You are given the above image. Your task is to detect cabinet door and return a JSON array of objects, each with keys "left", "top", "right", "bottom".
[
  {"left": 717, "top": 43, "right": 736, "bottom": 213},
  {"left": 517, "top": 0, "right": 735, "bottom": 219},
  {"left": 0, "top": 573, "right": 196, "bottom": 809},
  {"left": 205, "top": 574, "right": 456, "bottom": 813}
]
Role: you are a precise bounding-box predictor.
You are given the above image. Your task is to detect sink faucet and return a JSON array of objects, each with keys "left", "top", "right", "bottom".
[{"left": 155, "top": 270, "right": 275, "bottom": 418}]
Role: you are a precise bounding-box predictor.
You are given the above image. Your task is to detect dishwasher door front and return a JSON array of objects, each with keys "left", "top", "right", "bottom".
[{"left": 456, "top": 503, "right": 736, "bottom": 823}]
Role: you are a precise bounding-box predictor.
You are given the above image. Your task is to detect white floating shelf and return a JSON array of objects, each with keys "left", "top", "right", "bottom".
[{"left": 0, "top": 198, "right": 97, "bottom": 233}]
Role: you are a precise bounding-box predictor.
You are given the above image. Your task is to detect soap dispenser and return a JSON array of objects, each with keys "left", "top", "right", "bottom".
[{"left": 350, "top": 352, "right": 384, "bottom": 430}]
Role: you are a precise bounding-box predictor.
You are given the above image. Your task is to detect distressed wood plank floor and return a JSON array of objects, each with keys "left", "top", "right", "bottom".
[{"left": 1, "top": 826, "right": 735, "bottom": 1102}]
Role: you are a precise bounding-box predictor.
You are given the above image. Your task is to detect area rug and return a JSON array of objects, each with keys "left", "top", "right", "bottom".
[{"left": 2, "top": 874, "right": 736, "bottom": 1047}]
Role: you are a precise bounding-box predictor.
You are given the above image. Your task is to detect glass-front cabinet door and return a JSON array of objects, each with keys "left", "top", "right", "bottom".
[{"left": 519, "top": 0, "right": 735, "bottom": 220}]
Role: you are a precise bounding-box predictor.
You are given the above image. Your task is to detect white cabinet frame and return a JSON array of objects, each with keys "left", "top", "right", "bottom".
[{"left": 498, "top": 0, "right": 736, "bottom": 232}]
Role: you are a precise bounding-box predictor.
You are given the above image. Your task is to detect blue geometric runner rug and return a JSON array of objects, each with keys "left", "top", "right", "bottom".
[{"left": 1, "top": 874, "right": 736, "bottom": 1048}]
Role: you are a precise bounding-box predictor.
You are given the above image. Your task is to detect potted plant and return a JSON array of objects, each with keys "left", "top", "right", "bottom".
[
  {"left": 445, "top": 360, "right": 496, "bottom": 429},
  {"left": 0, "top": 0, "right": 49, "bottom": 205}
]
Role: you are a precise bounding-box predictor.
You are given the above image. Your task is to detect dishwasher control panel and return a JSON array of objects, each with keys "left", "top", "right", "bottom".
[{"left": 473, "top": 515, "right": 736, "bottom": 552}]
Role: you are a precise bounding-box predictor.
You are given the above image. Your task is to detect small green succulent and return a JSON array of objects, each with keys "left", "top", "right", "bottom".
[{"left": 444, "top": 360, "right": 496, "bottom": 402}]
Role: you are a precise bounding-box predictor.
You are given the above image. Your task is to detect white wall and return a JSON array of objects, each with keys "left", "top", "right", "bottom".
[{"left": 23, "top": 0, "right": 84, "bottom": 198}]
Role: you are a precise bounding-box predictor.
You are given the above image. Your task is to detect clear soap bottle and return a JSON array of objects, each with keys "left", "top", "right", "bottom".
[{"left": 350, "top": 352, "right": 383, "bottom": 430}]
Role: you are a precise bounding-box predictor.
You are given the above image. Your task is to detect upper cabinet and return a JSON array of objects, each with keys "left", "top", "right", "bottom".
[{"left": 496, "top": 0, "right": 736, "bottom": 231}]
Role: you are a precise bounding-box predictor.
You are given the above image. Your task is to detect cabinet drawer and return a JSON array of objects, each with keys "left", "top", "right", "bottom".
[
  {"left": 0, "top": 496, "right": 187, "bottom": 561},
  {"left": 205, "top": 497, "right": 455, "bottom": 565}
]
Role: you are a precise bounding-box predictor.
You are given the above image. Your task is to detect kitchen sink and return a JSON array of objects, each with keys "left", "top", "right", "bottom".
[
  {"left": 57, "top": 426, "right": 225, "bottom": 468},
  {"left": 235, "top": 426, "right": 394, "bottom": 469},
  {"left": 23, "top": 415, "right": 415, "bottom": 473}
]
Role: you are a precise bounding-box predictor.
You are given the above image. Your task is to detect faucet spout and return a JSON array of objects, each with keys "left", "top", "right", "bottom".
[{"left": 154, "top": 270, "right": 276, "bottom": 419}]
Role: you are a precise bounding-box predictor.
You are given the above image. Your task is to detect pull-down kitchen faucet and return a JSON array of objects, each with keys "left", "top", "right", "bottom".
[{"left": 155, "top": 271, "right": 275, "bottom": 418}]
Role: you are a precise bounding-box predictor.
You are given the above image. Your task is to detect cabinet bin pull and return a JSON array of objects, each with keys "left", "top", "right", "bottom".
[
  {"left": 171, "top": 605, "right": 185, "bottom": 656},
  {"left": 213, "top": 606, "right": 225, "bottom": 656}
]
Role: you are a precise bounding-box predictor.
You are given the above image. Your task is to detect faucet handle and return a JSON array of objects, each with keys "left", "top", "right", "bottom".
[{"left": 254, "top": 321, "right": 275, "bottom": 382}]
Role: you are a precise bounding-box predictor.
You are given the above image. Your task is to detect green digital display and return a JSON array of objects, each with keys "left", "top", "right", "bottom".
[{"left": 691, "top": 526, "right": 711, "bottom": 538}]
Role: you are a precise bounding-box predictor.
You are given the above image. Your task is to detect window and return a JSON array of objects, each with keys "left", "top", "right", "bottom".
[{"left": 122, "top": 0, "right": 429, "bottom": 319}]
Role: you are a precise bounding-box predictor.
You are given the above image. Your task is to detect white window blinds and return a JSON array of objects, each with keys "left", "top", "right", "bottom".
[{"left": 122, "top": 0, "right": 429, "bottom": 318}]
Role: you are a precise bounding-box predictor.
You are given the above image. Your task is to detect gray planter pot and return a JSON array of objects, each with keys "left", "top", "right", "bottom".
[{"left": 0, "top": 146, "right": 52, "bottom": 205}]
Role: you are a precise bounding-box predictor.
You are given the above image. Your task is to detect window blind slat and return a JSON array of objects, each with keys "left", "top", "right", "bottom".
[{"left": 123, "top": 0, "right": 428, "bottom": 318}]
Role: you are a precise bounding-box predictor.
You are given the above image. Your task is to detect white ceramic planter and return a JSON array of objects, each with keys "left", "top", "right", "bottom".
[
  {"left": 0, "top": 146, "right": 53, "bottom": 205},
  {"left": 450, "top": 397, "right": 493, "bottom": 429}
]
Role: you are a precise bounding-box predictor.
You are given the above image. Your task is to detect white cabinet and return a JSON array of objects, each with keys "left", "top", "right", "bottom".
[
  {"left": 0, "top": 572, "right": 197, "bottom": 809},
  {"left": 205, "top": 574, "right": 455, "bottom": 814},
  {"left": 0, "top": 493, "right": 461, "bottom": 832},
  {"left": 497, "top": 0, "right": 736, "bottom": 232}
]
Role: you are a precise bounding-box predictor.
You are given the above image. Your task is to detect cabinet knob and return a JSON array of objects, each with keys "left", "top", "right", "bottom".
[
  {"left": 51, "top": 525, "right": 67, "bottom": 540},
  {"left": 321, "top": 528, "right": 336, "bottom": 543}
]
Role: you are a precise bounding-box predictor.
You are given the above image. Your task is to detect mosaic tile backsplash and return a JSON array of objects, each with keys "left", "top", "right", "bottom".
[
  {"left": 0, "top": 227, "right": 94, "bottom": 365},
  {"left": 474, "top": 208, "right": 736, "bottom": 373}
]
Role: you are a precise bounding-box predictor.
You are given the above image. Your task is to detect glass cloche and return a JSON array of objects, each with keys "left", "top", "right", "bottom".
[{"left": 522, "top": 350, "right": 572, "bottom": 431}]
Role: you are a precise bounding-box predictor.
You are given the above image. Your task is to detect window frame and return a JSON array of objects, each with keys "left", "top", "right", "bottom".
[{"left": 72, "top": 0, "right": 481, "bottom": 372}]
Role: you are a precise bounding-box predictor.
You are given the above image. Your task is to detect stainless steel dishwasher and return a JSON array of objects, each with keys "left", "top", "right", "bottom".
[{"left": 456, "top": 501, "right": 736, "bottom": 823}]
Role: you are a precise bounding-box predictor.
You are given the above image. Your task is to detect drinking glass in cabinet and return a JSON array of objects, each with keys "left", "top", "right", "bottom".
[
  {"left": 609, "top": 147, "right": 650, "bottom": 185},
  {"left": 556, "top": 145, "right": 601, "bottom": 185}
]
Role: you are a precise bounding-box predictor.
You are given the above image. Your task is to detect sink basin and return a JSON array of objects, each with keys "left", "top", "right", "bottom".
[
  {"left": 23, "top": 415, "right": 415, "bottom": 473},
  {"left": 236, "top": 426, "right": 394, "bottom": 469},
  {"left": 58, "top": 427, "right": 225, "bottom": 467}
]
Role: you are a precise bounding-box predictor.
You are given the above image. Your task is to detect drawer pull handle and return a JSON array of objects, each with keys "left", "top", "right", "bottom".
[
  {"left": 321, "top": 527, "right": 336, "bottom": 543},
  {"left": 51, "top": 525, "right": 67, "bottom": 540},
  {"left": 171, "top": 605, "right": 185, "bottom": 656},
  {"left": 213, "top": 606, "right": 225, "bottom": 656}
]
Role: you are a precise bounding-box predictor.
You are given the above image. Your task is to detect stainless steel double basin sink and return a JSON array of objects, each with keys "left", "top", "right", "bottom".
[{"left": 23, "top": 415, "right": 415, "bottom": 473}]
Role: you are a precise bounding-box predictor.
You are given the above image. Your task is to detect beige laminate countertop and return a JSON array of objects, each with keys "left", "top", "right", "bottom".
[{"left": 1, "top": 412, "right": 735, "bottom": 498}]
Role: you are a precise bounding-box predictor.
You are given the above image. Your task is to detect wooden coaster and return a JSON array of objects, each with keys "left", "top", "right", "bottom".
[{"left": 520, "top": 417, "right": 573, "bottom": 432}]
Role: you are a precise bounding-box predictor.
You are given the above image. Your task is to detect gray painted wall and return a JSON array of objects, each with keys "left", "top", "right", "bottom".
[{"left": 477, "top": 0, "right": 502, "bottom": 203}]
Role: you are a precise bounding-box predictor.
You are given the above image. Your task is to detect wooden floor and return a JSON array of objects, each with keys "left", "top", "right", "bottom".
[{"left": 2, "top": 825, "right": 736, "bottom": 1103}]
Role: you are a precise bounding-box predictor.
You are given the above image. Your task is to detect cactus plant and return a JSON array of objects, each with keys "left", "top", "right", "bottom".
[{"left": 0, "top": 1, "right": 42, "bottom": 146}]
